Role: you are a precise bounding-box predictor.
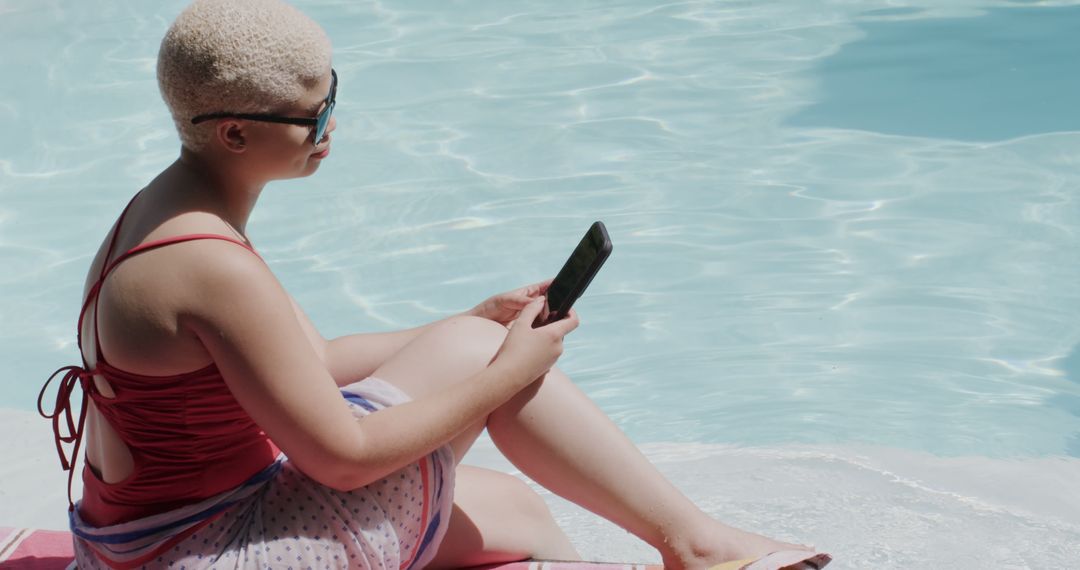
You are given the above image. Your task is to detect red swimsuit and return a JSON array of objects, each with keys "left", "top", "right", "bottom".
[{"left": 39, "top": 197, "right": 280, "bottom": 527}]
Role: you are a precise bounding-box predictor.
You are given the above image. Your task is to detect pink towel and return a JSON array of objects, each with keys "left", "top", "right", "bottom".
[
  {"left": 471, "top": 564, "right": 662, "bottom": 570},
  {"left": 0, "top": 527, "right": 826, "bottom": 570},
  {"left": 0, "top": 527, "right": 75, "bottom": 569},
  {"left": 1, "top": 529, "right": 663, "bottom": 569}
]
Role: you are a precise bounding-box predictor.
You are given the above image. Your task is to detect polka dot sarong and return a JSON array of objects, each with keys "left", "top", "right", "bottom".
[{"left": 72, "top": 377, "right": 456, "bottom": 570}]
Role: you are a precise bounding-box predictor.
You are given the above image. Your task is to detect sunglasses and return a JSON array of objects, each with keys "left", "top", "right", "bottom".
[{"left": 191, "top": 69, "right": 337, "bottom": 147}]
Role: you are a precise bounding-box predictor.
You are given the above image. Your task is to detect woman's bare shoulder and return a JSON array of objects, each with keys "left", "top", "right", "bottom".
[{"left": 84, "top": 189, "right": 269, "bottom": 376}]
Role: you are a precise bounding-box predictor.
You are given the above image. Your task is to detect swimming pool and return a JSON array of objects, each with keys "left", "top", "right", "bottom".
[{"left": 3, "top": 0, "right": 1079, "bottom": 567}]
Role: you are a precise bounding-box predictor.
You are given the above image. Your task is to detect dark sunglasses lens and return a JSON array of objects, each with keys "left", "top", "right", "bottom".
[{"left": 315, "top": 100, "right": 334, "bottom": 143}]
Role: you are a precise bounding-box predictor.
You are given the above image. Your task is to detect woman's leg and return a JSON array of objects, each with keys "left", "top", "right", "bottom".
[
  {"left": 372, "top": 315, "right": 578, "bottom": 564},
  {"left": 371, "top": 315, "right": 808, "bottom": 569},
  {"left": 425, "top": 465, "right": 580, "bottom": 570},
  {"left": 487, "top": 367, "right": 808, "bottom": 568}
]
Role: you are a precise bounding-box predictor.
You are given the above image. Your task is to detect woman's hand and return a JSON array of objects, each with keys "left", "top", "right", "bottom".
[
  {"left": 490, "top": 297, "right": 579, "bottom": 386},
  {"left": 465, "top": 278, "right": 552, "bottom": 328}
]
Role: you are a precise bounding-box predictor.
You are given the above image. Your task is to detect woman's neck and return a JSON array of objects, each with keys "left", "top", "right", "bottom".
[{"left": 176, "top": 147, "right": 264, "bottom": 235}]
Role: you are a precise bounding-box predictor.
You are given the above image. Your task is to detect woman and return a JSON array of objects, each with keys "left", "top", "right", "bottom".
[{"left": 39, "top": 0, "right": 828, "bottom": 568}]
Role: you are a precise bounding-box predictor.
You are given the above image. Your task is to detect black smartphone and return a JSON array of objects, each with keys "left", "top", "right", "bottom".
[{"left": 535, "top": 221, "right": 613, "bottom": 327}]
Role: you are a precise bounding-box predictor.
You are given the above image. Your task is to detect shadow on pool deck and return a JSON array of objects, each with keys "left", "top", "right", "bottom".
[{"left": 787, "top": 3, "right": 1080, "bottom": 142}]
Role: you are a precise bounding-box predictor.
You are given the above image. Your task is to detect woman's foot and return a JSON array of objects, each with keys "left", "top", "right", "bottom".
[{"left": 660, "top": 519, "right": 814, "bottom": 570}]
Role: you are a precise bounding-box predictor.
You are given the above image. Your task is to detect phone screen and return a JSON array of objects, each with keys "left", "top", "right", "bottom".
[{"left": 539, "top": 221, "right": 612, "bottom": 326}]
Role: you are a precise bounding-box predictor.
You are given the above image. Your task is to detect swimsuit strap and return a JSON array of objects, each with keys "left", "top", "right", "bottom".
[
  {"left": 100, "top": 234, "right": 257, "bottom": 280},
  {"left": 89, "top": 233, "right": 257, "bottom": 363},
  {"left": 37, "top": 193, "right": 143, "bottom": 511},
  {"left": 98, "top": 191, "right": 142, "bottom": 282},
  {"left": 74, "top": 191, "right": 143, "bottom": 353},
  {"left": 37, "top": 366, "right": 93, "bottom": 511},
  {"left": 42, "top": 192, "right": 260, "bottom": 512}
]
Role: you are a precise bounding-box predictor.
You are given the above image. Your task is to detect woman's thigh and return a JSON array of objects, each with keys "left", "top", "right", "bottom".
[
  {"left": 426, "top": 465, "right": 577, "bottom": 570},
  {"left": 371, "top": 315, "right": 509, "bottom": 461}
]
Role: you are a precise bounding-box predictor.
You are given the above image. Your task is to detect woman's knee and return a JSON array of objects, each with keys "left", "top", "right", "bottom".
[
  {"left": 434, "top": 314, "right": 508, "bottom": 344},
  {"left": 499, "top": 472, "right": 556, "bottom": 525},
  {"left": 424, "top": 314, "right": 507, "bottom": 366},
  {"left": 430, "top": 466, "right": 569, "bottom": 569},
  {"left": 372, "top": 315, "right": 508, "bottom": 398},
  {"left": 485, "top": 473, "right": 575, "bottom": 559}
]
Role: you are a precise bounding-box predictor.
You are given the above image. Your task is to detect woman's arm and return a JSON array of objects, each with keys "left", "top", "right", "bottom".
[{"left": 182, "top": 241, "right": 568, "bottom": 490}]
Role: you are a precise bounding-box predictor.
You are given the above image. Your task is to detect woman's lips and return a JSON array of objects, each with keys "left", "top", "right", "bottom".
[{"left": 312, "top": 147, "right": 330, "bottom": 159}]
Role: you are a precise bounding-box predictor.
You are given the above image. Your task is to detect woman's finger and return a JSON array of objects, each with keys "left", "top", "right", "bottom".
[
  {"left": 513, "top": 296, "right": 546, "bottom": 325},
  {"left": 547, "top": 307, "right": 580, "bottom": 336},
  {"left": 524, "top": 279, "right": 553, "bottom": 297}
]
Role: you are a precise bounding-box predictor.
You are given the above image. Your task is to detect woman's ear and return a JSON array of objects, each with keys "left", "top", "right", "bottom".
[{"left": 215, "top": 120, "right": 248, "bottom": 153}]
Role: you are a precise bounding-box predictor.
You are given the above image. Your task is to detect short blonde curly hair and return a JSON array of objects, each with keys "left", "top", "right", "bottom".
[{"left": 157, "top": 0, "right": 332, "bottom": 151}]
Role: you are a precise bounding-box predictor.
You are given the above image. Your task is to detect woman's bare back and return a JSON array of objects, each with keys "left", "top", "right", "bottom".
[{"left": 78, "top": 170, "right": 325, "bottom": 484}]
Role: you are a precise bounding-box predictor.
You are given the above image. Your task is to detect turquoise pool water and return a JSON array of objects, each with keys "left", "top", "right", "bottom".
[{"left": 3, "top": 1, "right": 1080, "bottom": 565}]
